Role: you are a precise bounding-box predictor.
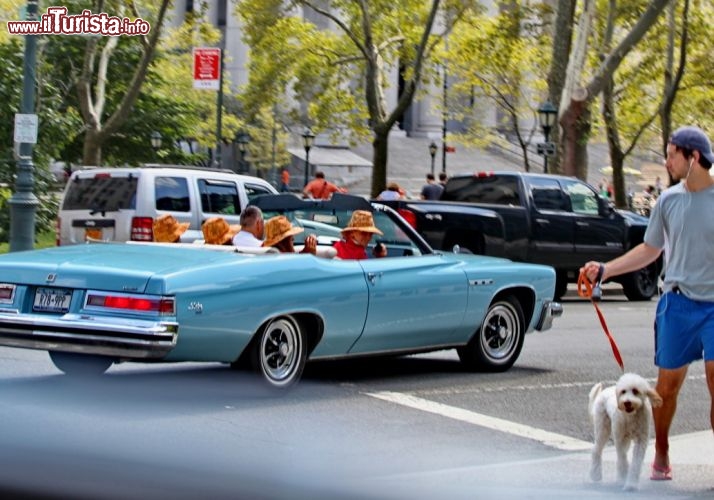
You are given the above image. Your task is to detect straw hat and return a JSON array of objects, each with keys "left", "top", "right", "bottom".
[
  {"left": 341, "top": 210, "right": 383, "bottom": 235},
  {"left": 202, "top": 217, "right": 241, "bottom": 245},
  {"left": 263, "top": 215, "right": 304, "bottom": 247},
  {"left": 153, "top": 214, "right": 190, "bottom": 243}
]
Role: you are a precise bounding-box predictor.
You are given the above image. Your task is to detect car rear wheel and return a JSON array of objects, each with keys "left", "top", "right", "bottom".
[
  {"left": 49, "top": 351, "right": 113, "bottom": 376},
  {"left": 251, "top": 316, "right": 306, "bottom": 390},
  {"left": 621, "top": 263, "right": 657, "bottom": 301},
  {"left": 457, "top": 296, "right": 525, "bottom": 372}
]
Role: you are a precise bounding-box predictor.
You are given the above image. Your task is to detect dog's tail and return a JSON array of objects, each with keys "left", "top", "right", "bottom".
[{"left": 588, "top": 382, "right": 603, "bottom": 418}]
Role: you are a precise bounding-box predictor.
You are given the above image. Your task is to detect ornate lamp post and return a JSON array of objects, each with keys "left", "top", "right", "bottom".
[
  {"left": 235, "top": 131, "right": 250, "bottom": 173},
  {"left": 150, "top": 131, "right": 162, "bottom": 161},
  {"left": 428, "top": 141, "right": 438, "bottom": 176},
  {"left": 537, "top": 101, "right": 557, "bottom": 174},
  {"left": 302, "top": 127, "right": 315, "bottom": 187}
]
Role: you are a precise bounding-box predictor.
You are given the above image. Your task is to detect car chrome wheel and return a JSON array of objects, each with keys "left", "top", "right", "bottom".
[
  {"left": 457, "top": 296, "right": 525, "bottom": 372},
  {"left": 254, "top": 316, "right": 306, "bottom": 389}
]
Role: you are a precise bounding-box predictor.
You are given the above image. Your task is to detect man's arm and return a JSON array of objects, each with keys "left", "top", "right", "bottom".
[{"left": 581, "top": 242, "right": 662, "bottom": 282}]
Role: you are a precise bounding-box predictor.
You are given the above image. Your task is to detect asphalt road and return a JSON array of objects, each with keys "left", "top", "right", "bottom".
[{"left": 0, "top": 286, "right": 712, "bottom": 499}]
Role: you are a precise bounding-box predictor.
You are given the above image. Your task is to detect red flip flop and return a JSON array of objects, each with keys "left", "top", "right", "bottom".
[{"left": 650, "top": 463, "right": 672, "bottom": 481}]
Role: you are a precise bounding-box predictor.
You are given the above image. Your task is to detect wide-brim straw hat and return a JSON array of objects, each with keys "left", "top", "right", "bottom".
[
  {"left": 263, "top": 215, "right": 304, "bottom": 247},
  {"left": 153, "top": 214, "right": 190, "bottom": 243},
  {"left": 202, "top": 217, "right": 241, "bottom": 245},
  {"left": 341, "top": 210, "right": 383, "bottom": 235}
]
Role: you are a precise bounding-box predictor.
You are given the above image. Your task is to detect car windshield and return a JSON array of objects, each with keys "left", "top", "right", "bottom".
[{"left": 257, "top": 196, "right": 431, "bottom": 257}]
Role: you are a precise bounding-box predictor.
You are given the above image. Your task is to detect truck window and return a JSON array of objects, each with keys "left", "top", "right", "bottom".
[
  {"left": 528, "top": 177, "right": 567, "bottom": 211},
  {"left": 562, "top": 179, "right": 599, "bottom": 215},
  {"left": 245, "top": 183, "right": 275, "bottom": 202},
  {"left": 155, "top": 176, "right": 190, "bottom": 212},
  {"left": 63, "top": 175, "right": 138, "bottom": 211},
  {"left": 198, "top": 179, "right": 241, "bottom": 215},
  {"left": 442, "top": 176, "right": 520, "bottom": 206}
]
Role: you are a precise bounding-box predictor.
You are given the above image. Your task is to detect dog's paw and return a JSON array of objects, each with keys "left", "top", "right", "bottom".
[{"left": 623, "top": 482, "right": 639, "bottom": 492}]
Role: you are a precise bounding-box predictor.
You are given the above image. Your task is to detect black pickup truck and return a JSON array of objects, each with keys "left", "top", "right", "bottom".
[{"left": 380, "top": 172, "right": 660, "bottom": 301}]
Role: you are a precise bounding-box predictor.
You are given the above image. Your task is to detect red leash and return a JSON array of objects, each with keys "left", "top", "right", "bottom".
[{"left": 577, "top": 268, "right": 625, "bottom": 372}]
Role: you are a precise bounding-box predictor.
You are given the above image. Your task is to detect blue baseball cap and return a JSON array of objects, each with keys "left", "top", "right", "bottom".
[{"left": 669, "top": 126, "right": 714, "bottom": 164}]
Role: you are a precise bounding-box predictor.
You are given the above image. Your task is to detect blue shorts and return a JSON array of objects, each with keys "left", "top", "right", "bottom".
[{"left": 654, "top": 290, "right": 714, "bottom": 369}]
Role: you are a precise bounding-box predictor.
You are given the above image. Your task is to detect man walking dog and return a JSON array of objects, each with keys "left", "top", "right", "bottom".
[{"left": 581, "top": 126, "right": 714, "bottom": 481}]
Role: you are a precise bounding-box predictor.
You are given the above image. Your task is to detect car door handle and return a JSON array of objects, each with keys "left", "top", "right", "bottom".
[
  {"left": 576, "top": 221, "right": 589, "bottom": 227},
  {"left": 367, "top": 272, "right": 383, "bottom": 285},
  {"left": 534, "top": 218, "right": 549, "bottom": 225}
]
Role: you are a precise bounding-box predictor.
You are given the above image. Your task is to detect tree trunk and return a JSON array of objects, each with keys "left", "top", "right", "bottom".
[
  {"left": 370, "top": 128, "right": 389, "bottom": 198},
  {"left": 559, "top": 0, "right": 671, "bottom": 180},
  {"left": 546, "top": 0, "right": 576, "bottom": 174}
]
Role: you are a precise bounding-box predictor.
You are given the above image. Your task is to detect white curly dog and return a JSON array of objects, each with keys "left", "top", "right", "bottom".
[{"left": 588, "top": 373, "right": 663, "bottom": 491}]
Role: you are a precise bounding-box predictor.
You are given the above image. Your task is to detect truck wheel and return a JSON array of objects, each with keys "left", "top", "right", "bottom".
[
  {"left": 554, "top": 272, "right": 569, "bottom": 300},
  {"left": 457, "top": 296, "right": 525, "bottom": 372},
  {"left": 621, "top": 263, "right": 657, "bottom": 301}
]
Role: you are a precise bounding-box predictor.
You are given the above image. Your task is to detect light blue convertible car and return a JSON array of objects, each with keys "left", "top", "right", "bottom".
[{"left": 0, "top": 194, "right": 562, "bottom": 389}]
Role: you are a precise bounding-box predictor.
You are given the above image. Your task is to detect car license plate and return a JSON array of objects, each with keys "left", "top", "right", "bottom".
[
  {"left": 85, "top": 228, "right": 102, "bottom": 241},
  {"left": 33, "top": 287, "right": 72, "bottom": 313}
]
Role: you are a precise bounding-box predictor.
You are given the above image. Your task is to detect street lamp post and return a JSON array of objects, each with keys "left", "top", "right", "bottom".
[
  {"left": 150, "top": 131, "right": 162, "bottom": 162},
  {"left": 9, "top": 0, "right": 40, "bottom": 252},
  {"left": 302, "top": 127, "right": 315, "bottom": 188},
  {"left": 235, "top": 131, "right": 249, "bottom": 173},
  {"left": 428, "top": 141, "right": 438, "bottom": 176},
  {"left": 537, "top": 101, "right": 557, "bottom": 174}
]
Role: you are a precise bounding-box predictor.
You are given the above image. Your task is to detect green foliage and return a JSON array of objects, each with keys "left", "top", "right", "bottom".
[{"left": 445, "top": 1, "right": 550, "bottom": 153}]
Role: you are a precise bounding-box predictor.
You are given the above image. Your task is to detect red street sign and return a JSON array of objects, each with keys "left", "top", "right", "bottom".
[{"left": 193, "top": 47, "right": 221, "bottom": 90}]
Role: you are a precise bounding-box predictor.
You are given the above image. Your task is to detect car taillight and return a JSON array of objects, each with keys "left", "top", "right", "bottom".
[
  {"left": 0, "top": 284, "right": 16, "bottom": 303},
  {"left": 398, "top": 209, "right": 417, "bottom": 229},
  {"left": 475, "top": 171, "right": 495, "bottom": 177},
  {"left": 86, "top": 292, "right": 175, "bottom": 315},
  {"left": 55, "top": 218, "right": 61, "bottom": 246},
  {"left": 131, "top": 217, "right": 154, "bottom": 241}
]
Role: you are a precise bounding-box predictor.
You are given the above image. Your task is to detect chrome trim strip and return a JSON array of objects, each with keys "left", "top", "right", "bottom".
[{"left": 0, "top": 312, "right": 177, "bottom": 359}]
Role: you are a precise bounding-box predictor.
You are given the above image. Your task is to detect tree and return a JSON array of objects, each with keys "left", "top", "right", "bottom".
[
  {"left": 75, "top": 0, "right": 170, "bottom": 166},
  {"left": 237, "top": 0, "right": 482, "bottom": 196},
  {"left": 557, "top": 0, "right": 671, "bottom": 180},
  {"left": 444, "top": 1, "right": 551, "bottom": 172}
]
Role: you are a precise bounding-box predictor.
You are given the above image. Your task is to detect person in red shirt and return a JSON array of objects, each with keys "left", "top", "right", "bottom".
[
  {"left": 280, "top": 169, "right": 291, "bottom": 192},
  {"left": 334, "top": 210, "right": 385, "bottom": 260},
  {"left": 302, "top": 171, "right": 346, "bottom": 200}
]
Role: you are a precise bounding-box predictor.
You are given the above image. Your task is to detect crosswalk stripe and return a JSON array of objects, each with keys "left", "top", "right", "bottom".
[{"left": 365, "top": 391, "right": 592, "bottom": 452}]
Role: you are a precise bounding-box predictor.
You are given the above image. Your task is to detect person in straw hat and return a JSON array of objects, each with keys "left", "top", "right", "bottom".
[
  {"left": 262, "top": 215, "right": 316, "bottom": 254},
  {"left": 153, "top": 214, "right": 190, "bottom": 243},
  {"left": 202, "top": 217, "right": 241, "bottom": 245},
  {"left": 334, "top": 210, "right": 385, "bottom": 260}
]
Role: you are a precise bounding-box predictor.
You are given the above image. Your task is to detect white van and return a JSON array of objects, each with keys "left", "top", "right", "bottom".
[{"left": 57, "top": 165, "right": 277, "bottom": 245}]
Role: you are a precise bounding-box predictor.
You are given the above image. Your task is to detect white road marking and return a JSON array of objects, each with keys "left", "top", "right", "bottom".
[{"left": 365, "top": 391, "right": 592, "bottom": 452}]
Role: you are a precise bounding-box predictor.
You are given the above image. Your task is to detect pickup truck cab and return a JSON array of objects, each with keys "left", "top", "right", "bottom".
[
  {"left": 57, "top": 165, "right": 277, "bottom": 245},
  {"left": 383, "top": 172, "right": 659, "bottom": 301}
]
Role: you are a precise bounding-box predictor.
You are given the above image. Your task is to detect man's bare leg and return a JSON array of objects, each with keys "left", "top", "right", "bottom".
[{"left": 653, "top": 366, "right": 688, "bottom": 470}]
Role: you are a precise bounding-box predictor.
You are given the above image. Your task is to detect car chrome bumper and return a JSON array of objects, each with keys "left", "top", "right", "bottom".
[
  {"left": 535, "top": 300, "right": 563, "bottom": 331},
  {"left": 0, "top": 311, "right": 177, "bottom": 359}
]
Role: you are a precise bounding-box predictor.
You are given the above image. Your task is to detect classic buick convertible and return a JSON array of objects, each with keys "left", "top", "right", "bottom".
[{"left": 0, "top": 194, "right": 562, "bottom": 389}]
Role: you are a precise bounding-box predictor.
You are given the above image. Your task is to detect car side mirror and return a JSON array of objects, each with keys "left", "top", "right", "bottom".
[{"left": 599, "top": 197, "right": 614, "bottom": 216}]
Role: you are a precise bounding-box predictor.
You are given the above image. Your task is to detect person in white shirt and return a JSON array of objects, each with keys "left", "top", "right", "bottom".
[{"left": 232, "top": 205, "right": 264, "bottom": 247}]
